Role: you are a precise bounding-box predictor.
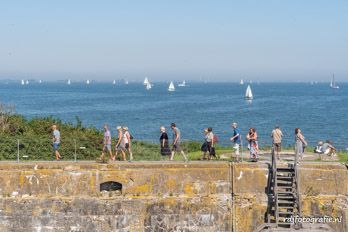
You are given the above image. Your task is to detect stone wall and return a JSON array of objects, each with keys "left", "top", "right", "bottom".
[{"left": 0, "top": 162, "right": 346, "bottom": 231}]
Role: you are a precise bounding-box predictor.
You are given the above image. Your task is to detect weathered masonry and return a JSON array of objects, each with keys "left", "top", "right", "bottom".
[{"left": 0, "top": 162, "right": 346, "bottom": 231}]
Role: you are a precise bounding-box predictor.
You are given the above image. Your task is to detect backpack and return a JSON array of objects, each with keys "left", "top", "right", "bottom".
[{"left": 213, "top": 135, "right": 219, "bottom": 143}]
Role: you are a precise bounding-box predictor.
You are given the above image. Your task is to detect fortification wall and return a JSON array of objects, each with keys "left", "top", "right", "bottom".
[{"left": 0, "top": 162, "right": 346, "bottom": 231}]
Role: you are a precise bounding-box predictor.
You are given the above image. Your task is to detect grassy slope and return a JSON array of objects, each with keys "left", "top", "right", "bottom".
[{"left": 0, "top": 114, "right": 347, "bottom": 162}]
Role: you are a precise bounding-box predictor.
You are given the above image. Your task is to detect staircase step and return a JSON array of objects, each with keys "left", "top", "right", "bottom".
[
  {"left": 277, "top": 174, "right": 294, "bottom": 177},
  {"left": 277, "top": 189, "right": 294, "bottom": 194},
  {"left": 278, "top": 200, "right": 295, "bottom": 204},
  {"left": 277, "top": 186, "right": 293, "bottom": 189},
  {"left": 277, "top": 175, "right": 294, "bottom": 178},
  {"left": 277, "top": 168, "right": 294, "bottom": 172},
  {"left": 278, "top": 192, "right": 295, "bottom": 195},
  {"left": 276, "top": 180, "right": 293, "bottom": 183},
  {"left": 278, "top": 206, "right": 295, "bottom": 209},
  {"left": 277, "top": 222, "right": 292, "bottom": 227},
  {"left": 278, "top": 211, "right": 294, "bottom": 215},
  {"left": 278, "top": 196, "right": 295, "bottom": 200},
  {"left": 277, "top": 183, "right": 293, "bottom": 187},
  {"left": 277, "top": 195, "right": 295, "bottom": 198}
]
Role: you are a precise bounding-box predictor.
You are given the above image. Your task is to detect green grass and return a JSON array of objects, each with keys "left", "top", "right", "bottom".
[
  {"left": 337, "top": 151, "right": 348, "bottom": 163},
  {"left": 1, "top": 113, "right": 348, "bottom": 163}
]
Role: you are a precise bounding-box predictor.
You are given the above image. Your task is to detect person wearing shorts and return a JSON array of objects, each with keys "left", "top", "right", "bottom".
[
  {"left": 52, "top": 124, "right": 61, "bottom": 161},
  {"left": 271, "top": 125, "right": 283, "bottom": 160},
  {"left": 114, "top": 126, "right": 126, "bottom": 161},
  {"left": 170, "top": 123, "right": 188, "bottom": 162},
  {"left": 123, "top": 126, "right": 133, "bottom": 161},
  {"left": 99, "top": 124, "right": 112, "bottom": 162}
]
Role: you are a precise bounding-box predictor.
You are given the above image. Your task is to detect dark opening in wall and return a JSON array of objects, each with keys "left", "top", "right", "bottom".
[{"left": 100, "top": 181, "right": 122, "bottom": 192}]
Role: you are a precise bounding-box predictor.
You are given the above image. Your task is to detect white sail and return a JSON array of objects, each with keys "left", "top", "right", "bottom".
[
  {"left": 330, "top": 74, "right": 339, "bottom": 89},
  {"left": 245, "top": 85, "right": 253, "bottom": 100},
  {"left": 39, "top": 80, "right": 42, "bottom": 84},
  {"left": 143, "top": 77, "right": 149, "bottom": 85},
  {"left": 178, "top": 80, "right": 186, "bottom": 87},
  {"left": 146, "top": 82, "right": 152, "bottom": 90},
  {"left": 168, "top": 81, "right": 175, "bottom": 91},
  {"left": 67, "top": 79, "right": 71, "bottom": 85},
  {"left": 240, "top": 79, "right": 244, "bottom": 85},
  {"left": 86, "top": 80, "right": 90, "bottom": 85},
  {"left": 112, "top": 80, "right": 116, "bottom": 85},
  {"left": 125, "top": 80, "right": 129, "bottom": 85},
  {"left": 21, "top": 80, "right": 25, "bottom": 85},
  {"left": 25, "top": 80, "right": 29, "bottom": 85}
]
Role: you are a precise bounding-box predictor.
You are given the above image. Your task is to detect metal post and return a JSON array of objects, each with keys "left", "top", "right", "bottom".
[
  {"left": 17, "top": 139, "right": 20, "bottom": 163},
  {"left": 240, "top": 138, "right": 244, "bottom": 162},
  {"left": 74, "top": 139, "right": 77, "bottom": 162}
]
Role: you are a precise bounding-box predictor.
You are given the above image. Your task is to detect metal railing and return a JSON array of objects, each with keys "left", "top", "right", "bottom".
[
  {"left": 0, "top": 138, "right": 204, "bottom": 162},
  {"left": 271, "top": 146, "right": 279, "bottom": 227},
  {"left": 293, "top": 156, "right": 302, "bottom": 229}
]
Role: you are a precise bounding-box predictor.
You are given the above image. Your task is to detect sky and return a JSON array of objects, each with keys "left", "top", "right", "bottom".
[{"left": 0, "top": 0, "right": 347, "bottom": 81}]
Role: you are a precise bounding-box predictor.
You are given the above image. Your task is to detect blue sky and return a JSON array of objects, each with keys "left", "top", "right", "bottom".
[{"left": 0, "top": 0, "right": 347, "bottom": 81}]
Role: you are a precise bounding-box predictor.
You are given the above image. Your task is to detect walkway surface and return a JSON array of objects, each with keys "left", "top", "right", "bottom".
[{"left": 220, "top": 150, "right": 340, "bottom": 163}]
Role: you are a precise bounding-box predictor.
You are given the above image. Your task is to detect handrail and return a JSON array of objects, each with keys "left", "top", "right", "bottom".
[
  {"left": 294, "top": 160, "right": 302, "bottom": 229},
  {"left": 271, "top": 146, "right": 279, "bottom": 227}
]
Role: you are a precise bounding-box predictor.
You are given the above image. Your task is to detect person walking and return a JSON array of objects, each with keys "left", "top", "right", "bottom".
[
  {"left": 295, "top": 128, "right": 307, "bottom": 163},
  {"left": 159, "top": 126, "right": 171, "bottom": 158},
  {"left": 230, "top": 122, "right": 241, "bottom": 162},
  {"left": 201, "top": 127, "right": 214, "bottom": 160},
  {"left": 170, "top": 123, "right": 188, "bottom": 162},
  {"left": 99, "top": 124, "right": 112, "bottom": 162},
  {"left": 271, "top": 125, "right": 283, "bottom": 160},
  {"left": 200, "top": 129, "right": 209, "bottom": 160},
  {"left": 123, "top": 126, "right": 133, "bottom": 161},
  {"left": 246, "top": 128, "right": 259, "bottom": 162},
  {"left": 52, "top": 124, "right": 61, "bottom": 161},
  {"left": 114, "top": 126, "right": 126, "bottom": 161}
]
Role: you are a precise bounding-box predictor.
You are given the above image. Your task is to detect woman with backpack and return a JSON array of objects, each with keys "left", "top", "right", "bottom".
[
  {"left": 123, "top": 126, "right": 133, "bottom": 161},
  {"left": 200, "top": 127, "right": 216, "bottom": 160}
]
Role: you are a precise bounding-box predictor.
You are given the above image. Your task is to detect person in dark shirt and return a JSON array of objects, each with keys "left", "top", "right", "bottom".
[{"left": 160, "top": 126, "right": 171, "bottom": 157}]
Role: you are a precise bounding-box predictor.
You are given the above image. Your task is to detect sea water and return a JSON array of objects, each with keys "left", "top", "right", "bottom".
[{"left": 1, "top": 82, "right": 347, "bottom": 149}]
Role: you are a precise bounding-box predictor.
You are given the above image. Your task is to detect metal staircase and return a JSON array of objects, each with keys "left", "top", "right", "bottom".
[
  {"left": 274, "top": 164, "right": 301, "bottom": 229},
  {"left": 255, "top": 149, "right": 335, "bottom": 231},
  {"left": 256, "top": 148, "right": 302, "bottom": 231}
]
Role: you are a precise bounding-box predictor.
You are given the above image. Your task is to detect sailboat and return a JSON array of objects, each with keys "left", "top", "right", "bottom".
[
  {"left": 39, "top": 80, "right": 42, "bottom": 84},
  {"left": 143, "top": 77, "right": 149, "bottom": 85},
  {"left": 25, "top": 80, "right": 29, "bottom": 85},
  {"left": 146, "top": 82, "right": 152, "bottom": 90},
  {"left": 21, "top": 80, "right": 25, "bottom": 85},
  {"left": 240, "top": 79, "right": 244, "bottom": 85},
  {"left": 112, "top": 80, "right": 116, "bottom": 85},
  {"left": 168, "top": 81, "right": 175, "bottom": 92},
  {"left": 245, "top": 85, "right": 253, "bottom": 100},
  {"left": 178, "top": 80, "right": 186, "bottom": 87},
  {"left": 124, "top": 80, "right": 129, "bottom": 85},
  {"left": 86, "top": 80, "right": 90, "bottom": 85},
  {"left": 67, "top": 79, "right": 71, "bottom": 85},
  {"left": 330, "top": 74, "right": 339, "bottom": 89}
]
